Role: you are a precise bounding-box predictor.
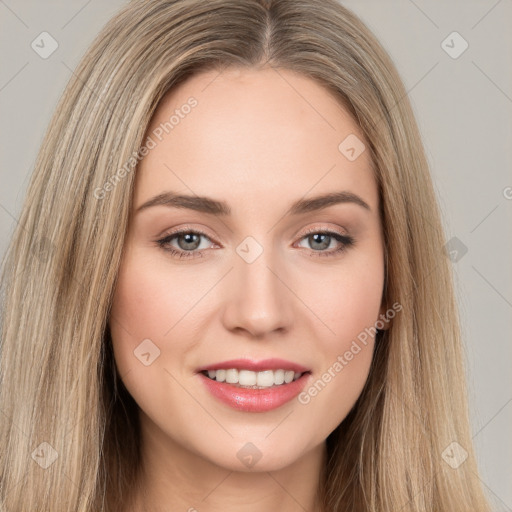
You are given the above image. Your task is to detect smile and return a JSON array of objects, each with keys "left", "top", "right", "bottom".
[
  {"left": 198, "top": 371, "right": 312, "bottom": 413},
  {"left": 201, "top": 368, "right": 305, "bottom": 388}
]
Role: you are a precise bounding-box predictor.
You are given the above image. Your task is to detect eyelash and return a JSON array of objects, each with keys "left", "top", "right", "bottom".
[{"left": 155, "top": 226, "right": 355, "bottom": 260}]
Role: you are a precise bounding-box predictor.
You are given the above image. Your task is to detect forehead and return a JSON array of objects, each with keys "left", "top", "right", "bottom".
[{"left": 134, "top": 67, "right": 378, "bottom": 216}]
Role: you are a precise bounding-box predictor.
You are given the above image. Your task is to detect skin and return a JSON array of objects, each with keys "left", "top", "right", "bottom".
[{"left": 109, "top": 65, "right": 388, "bottom": 512}]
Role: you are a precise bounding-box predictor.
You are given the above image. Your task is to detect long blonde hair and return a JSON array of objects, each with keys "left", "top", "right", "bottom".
[{"left": 0, "top": 0, "right": 491, "bottom": 510}]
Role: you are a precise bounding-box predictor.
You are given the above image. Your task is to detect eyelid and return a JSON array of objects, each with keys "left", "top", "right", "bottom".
[
  {"left": 296, "top": 224, "right": 349, "bottom": 239},
  {"left": 158, "top": 224, "right": 218, "bottom": 243}
]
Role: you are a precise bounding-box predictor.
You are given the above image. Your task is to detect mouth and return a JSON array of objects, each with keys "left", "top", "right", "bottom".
[
  {"left": 196, "top": 358, "right": 312, "bottom": 412},
  {"left": 196, "top": 358, "right": 311, "bottom": 388},
  {"left": 200, "top": 368, "right": 310, "bottom": 389}
]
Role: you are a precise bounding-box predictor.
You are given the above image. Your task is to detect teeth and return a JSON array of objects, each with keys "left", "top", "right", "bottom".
[
  {"left": 204, "top": 369, "right": 304, "bottom": 387},
  {"left": 225, "top": 369, "right": 238, "bottom": 384}
]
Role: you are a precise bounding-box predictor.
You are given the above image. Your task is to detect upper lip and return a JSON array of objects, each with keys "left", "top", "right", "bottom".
[{"left": 197, "top": 358, "right": 310, "bottom": 374}]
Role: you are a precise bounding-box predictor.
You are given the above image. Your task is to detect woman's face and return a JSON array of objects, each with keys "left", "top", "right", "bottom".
[{"left": 109, "top": 66, "right": 386, "bottom": 473}]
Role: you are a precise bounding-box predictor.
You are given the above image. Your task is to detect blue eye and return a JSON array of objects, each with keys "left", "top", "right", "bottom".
[
  {"left": 156, "top": 229, "right": 211, "bottom": 259},
  {"left": 296, "top": 228, "right": 355, "bottom": 257},
  {"left": 156, "top": 228, "right": 355, "bottom": 260}
]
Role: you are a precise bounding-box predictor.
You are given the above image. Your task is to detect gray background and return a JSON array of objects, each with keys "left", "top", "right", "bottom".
[{"left": 1, "top": 0, "right": 511, "bottom": 509}]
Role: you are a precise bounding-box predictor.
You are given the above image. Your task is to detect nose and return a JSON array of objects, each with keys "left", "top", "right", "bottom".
[{"left": 221, "top": 246, "right": 294, "bottom": 338}]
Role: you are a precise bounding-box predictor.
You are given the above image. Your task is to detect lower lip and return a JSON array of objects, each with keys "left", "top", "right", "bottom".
[{"left": 198, "top": 372, "right": 311, "bottom": 412}]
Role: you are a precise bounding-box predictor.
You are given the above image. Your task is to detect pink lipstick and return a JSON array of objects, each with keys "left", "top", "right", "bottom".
[{"left": 196, "top": 358, "right": 311, "bottom": 412}]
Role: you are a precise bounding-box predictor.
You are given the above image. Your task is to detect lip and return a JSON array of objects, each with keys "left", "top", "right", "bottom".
[
  {"left": 198, "top": 371, "right": 311, "bottom": 412},
  {"left": 196, "top": 358, "right": 310, "bottom": 373}
]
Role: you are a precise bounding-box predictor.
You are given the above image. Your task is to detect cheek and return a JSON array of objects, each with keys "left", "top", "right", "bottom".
[
  {"left": 294, "top": 252, "right": 383, "bottom": 422},
  {"left": 110, "top": 246, "right": 199, "bottom": 341},
  {"left": 109, "top": 252, "right": 176, "bottom": 379},
  {"left": 110, "top": 262, "right": 166, "bottom": 341},
  {"left": 109, "top": 251, "right": 191, "bottom": 420},
  {"left": 304, "top": 249, "right": 385, "bottom": 351},
  {"left": 109, "top": 248, "right": 213, "bottom": 396}
]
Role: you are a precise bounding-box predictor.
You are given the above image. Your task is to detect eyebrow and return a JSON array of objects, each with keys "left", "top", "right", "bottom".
[{"left": 136, "top": 190, "right": 371, "bottom": 216}]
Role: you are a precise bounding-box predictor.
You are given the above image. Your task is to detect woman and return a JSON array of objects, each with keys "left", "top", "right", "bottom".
[{"left": 0, "top": 0, "right": 491, "bottom": 510}]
